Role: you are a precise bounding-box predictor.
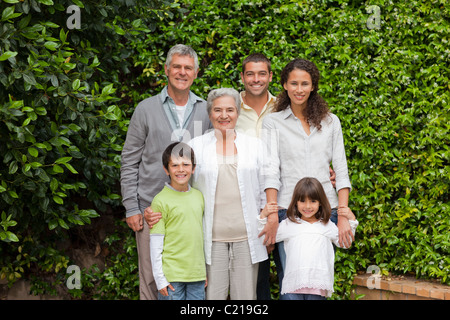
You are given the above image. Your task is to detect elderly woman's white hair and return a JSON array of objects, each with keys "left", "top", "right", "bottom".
[{"left": 206, "top": 88, "right": 241, "bottom": 115}]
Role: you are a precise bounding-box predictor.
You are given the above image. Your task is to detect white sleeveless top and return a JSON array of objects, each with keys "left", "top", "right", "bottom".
[{"left": 212, "top": 153, "right": 247, "bottom": 242}]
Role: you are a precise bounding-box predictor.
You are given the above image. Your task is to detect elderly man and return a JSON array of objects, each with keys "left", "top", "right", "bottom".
[{"left": 120, "top": 44, "right": 211, "bottom": 300}]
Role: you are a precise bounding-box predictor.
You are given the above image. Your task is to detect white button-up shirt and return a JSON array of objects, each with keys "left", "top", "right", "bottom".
[
  {"left": 188, "top": 131, "right": 268, "bottom": 265},
  {"left": 262, "top": 107, "right": 352, "bottom": 209}
]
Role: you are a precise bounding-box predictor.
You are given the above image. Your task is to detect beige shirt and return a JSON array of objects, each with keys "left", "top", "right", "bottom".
[
  {"left": 235, "top": 91, "right": 276, "bottom": 138},
  {"left": 212, "top": 154, "right": 247, "bottom": 242}
]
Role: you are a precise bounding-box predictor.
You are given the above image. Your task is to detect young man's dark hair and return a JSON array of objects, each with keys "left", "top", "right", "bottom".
[{"left": 242, "top": 53, "right": 272, "bottom": 73}]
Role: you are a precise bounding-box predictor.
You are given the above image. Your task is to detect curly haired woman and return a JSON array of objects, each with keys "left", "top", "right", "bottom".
[{"left": 262, "top": 59, "right": 355, "bottom": 296}]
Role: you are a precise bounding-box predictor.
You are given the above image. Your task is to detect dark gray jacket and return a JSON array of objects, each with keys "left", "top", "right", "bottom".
[{"left": 120, "top": 91, "right": 211, "bottom": 217}]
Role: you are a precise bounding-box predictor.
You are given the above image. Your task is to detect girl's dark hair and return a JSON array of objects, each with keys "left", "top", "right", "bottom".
[
  {"left": 287, "top": 177, "right": 332, "bottom": 223},
  {"left": 162, "top": 142, "right": 196, "bottom": 170},
  {"left": 275, "top": 58, "right": 330, "bottom": 131}
]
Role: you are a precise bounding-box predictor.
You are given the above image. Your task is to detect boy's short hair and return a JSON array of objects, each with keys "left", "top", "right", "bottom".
[{"left": 162, "top": 142, "right": 196, "bottom": 170}]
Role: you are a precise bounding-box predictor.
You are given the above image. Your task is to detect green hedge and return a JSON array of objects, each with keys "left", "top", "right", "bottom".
[
  {"left": 1, "top": 0, "right": 448, "bottom": 299},
  {"left": 0, "top": 0, "right": 182, "bottom": 291},
  {"left": 136, "top": 0, "right": 450, "bottom": 297}
]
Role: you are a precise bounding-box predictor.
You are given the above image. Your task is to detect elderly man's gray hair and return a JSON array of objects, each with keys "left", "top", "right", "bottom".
[
  {"left": 165, "top": 44, "right": 199, "bottom": 71},
  {"left": 206, "top": 88, "right": 241, "bottom": 115}
]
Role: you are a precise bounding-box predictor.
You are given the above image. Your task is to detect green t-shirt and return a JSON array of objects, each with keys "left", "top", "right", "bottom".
[{"left": 150, "top": 185, "right": 205, "bottom": 283}]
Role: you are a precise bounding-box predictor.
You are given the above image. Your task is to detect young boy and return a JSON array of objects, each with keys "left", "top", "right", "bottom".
[{"left": 149, "top": 142, "right": 206, "bottom": 300}]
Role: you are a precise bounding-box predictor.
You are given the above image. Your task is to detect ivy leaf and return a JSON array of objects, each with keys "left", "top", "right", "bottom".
[
  {"left": 50, "top": 178, "right": 58, "bottom": 192},
  {"left": 28, "top": 147, "right": 38, "bottom": 157},
  {"left": 53, "top": 164, "right": 64, "bottom": 173},
  {"left": 37, "top": 0, "right": 54, "bottom": 5},
  {"left": 8, "top": 162, "right": 18, "bottom": 174},
  {"left": 53, "top": 195, "right": 63, "bottom": 205},
  {"left": 1, "top": 6, "right": 22, "bottom": 21},
  {"left": 59, "top": 29, "right": 67, "bottom": 43},
  {"left": 63, "top": 163, "right": 78, "bottom": 174},
  {"left": 48, "top": 219, "right": 58, "bottom": 230},
  {"left": 101, "top": 83, "right": 115, "bottom": 96},
  {"left": 58, "top": 218, "right": 69, "bottom": 229},
  {"left": 22, "top": 73, "right": 37, "bottom": 86},
  {"left": 6, "top": 232, "right": 19, "bottom": 242},
  {"left": 0, "top": 51, "right": 17, "bottom": 61},
  {"left": 44, "top": 41, "right": 59, "bottom": 51},
  {"left": 72, "top": 79, "right": 80, "bottom": 90},
  {"left": 8, "top": 191, "right": 18, "bottom": 199},
  {"left": 55, "top": 157, "right": 72, "bottom": 164}
]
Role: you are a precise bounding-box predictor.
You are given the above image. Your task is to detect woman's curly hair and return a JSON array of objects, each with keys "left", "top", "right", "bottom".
[{"left": 275, "top": 59, "right": 330, "bottom": 131}]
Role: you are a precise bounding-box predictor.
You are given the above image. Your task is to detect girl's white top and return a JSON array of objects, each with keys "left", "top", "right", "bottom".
[{"left": 258, "top": 216, "right": 358, "bottom": 297}]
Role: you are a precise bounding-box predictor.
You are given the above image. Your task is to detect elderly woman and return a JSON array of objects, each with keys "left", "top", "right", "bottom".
[{"left": 188, "top": 87, "right": 268, "bottom": 300}]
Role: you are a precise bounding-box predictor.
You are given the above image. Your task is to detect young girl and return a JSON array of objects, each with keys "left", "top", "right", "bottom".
[{"left": 259, "top": 177, "right": 358, "bottom": 300}]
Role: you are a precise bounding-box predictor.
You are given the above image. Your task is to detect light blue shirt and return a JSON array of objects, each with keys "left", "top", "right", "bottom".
[{"left": 160, "top": 86, "right": 203, "bottom": 140}]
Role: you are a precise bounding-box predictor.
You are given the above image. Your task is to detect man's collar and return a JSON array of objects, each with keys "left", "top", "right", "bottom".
[
  {"left": 240, "top": 90, "right": 276, "bottom": 109},
  {"left": 160, "top": 86, "right": 170, "bottom": 103},
  {"left": 160, "top": 86, "right": 203, "bottom": 104}
]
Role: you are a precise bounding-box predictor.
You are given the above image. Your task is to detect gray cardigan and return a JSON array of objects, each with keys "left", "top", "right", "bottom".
[{"left": 120, "top": 91, "right": 211, "bottom": 217}]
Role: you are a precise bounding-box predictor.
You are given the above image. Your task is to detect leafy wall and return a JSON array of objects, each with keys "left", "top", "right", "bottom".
[
  {"left": 0, "top": 0, "right": 180, "bottom": 295},
  {"left": 1, "top": 0, "right": 448, "bottom": 299},
  {"left": 135, "top": 0, "right": 450, "bottom": 294}
]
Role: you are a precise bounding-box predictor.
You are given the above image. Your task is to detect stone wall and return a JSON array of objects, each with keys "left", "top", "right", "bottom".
[{"left": 353, "top": 274, "right": 450, "bottom": 300}]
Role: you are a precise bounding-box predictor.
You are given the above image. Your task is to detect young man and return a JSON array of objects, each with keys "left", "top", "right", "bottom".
[
  {"left": 236, "top": 53, "right": 277, "bottom": 138},
  {"left": 150, "top": 142, "right": 206, "bottom": 300},
  {"left": 237, "top": 53, "right": 279, "bottom": 249},
  {"left": 120, "top": 45, "right": 211, "bottom": 300},
  {"left": 235, "top": 53, "right": 278, "bottom": 300}
]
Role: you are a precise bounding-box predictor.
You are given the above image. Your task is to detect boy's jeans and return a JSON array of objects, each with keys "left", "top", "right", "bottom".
[{"left": 157, "top": 281, "right": 205, "bottom": 300}]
